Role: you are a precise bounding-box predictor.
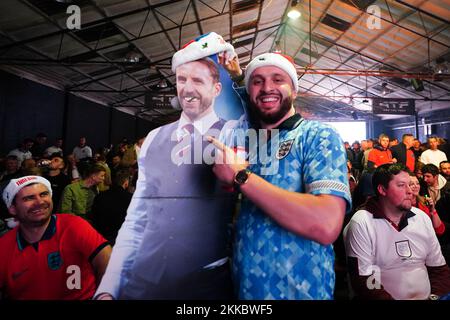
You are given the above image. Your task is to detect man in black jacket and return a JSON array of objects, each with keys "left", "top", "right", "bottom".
[
  {"left": 90, "top": 169, "right": 132, "bottom": 244},
  {"left": 390, "top": 133, "right": 415, "bottom": 173}
]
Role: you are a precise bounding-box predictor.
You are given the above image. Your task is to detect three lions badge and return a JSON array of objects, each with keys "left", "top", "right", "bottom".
[
  {"left": 47, "top": 251, "right": 63, "bottom": 270},
  {"left": 276, "top": 139, "right": 295, "bottom": 160}
]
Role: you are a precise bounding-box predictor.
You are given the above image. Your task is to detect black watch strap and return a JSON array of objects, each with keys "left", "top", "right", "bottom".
[{"left": 231, "top": 73, "right": 245, "bottom": 84}]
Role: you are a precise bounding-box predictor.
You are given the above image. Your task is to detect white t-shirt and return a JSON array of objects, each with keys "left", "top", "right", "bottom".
[
  {"left": 44, "top": 146, "right": 63, "bottom": 157},
  {"left": 343, "top": 206, "right": 446, "bottom": 300},
  {"left": 7, "top": 149, "right": 32, "bottom": 167},
  {"left": 420, "top": 149, "right": 447, "bottom": 168},
  {"left": 73, "top": 145, "right": 92, "bottom": 161}
]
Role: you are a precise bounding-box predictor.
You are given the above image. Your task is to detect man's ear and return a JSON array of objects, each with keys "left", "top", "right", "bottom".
[
  {"left": 8, "top": 205, "right": 17, "bottom": 217},
  {"left": 214, "top": 82, "right": 222, "bottom": 97},
  {"left": 377, "top": 184, "right": 387, "bottom": 196},
  {"left": 291, "top": 85, "right": 298, "bottom": 100}
]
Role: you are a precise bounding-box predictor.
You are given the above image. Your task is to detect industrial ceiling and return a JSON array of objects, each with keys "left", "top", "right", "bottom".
[{"left": 0, "top": 0, "right": 449, "bottom": 124}]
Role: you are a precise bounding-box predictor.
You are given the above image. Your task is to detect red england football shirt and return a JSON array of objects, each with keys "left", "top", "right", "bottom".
[{"left": 0, "top": 214, "right": 108, "bottom": 300}]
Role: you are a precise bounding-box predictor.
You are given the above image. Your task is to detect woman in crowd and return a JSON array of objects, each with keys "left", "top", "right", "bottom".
[{"left": 409, "top": 173, "right": 446, "bottom": 236}]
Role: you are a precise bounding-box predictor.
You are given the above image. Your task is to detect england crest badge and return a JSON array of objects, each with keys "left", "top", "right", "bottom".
[
  {"left": 47, "top": 251, "right": 63, "bottom": 270},
  {"left": 395, "top": 240, "right": 412, "bottom": 258},
  {"left": 276, "top": 139, "right": 295, "bottom": 159}
]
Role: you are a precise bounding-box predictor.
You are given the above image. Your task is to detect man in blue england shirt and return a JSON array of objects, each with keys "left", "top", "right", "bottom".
[{"left": 210, "top": 52, "right": 352, "bottom": 299}]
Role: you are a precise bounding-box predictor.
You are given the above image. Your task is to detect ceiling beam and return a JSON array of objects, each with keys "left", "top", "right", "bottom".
[
  {"left": 0, "top": 0, "right": 185, "bottom": 51},
  {"left": 395, "top": 0, "right": 450, "bottom": 25}
]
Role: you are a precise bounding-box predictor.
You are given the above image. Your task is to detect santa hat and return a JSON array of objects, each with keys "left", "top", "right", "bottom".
[
  {"left": 171, "top": 32, "right": 236, "bottom": 73},
  {"left": 2, "top": 176, "right": 52, "bottom": 208},
  {"left": 244, "top": 53, "right": 298, "bottom": 93}
]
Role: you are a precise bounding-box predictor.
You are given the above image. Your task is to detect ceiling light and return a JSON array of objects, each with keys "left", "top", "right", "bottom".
[
  {"left": 124, "top": 46, "right": 142, "bottom": 63},
  {"left": 124, "top": 51, "right": 141, "bottom": 63},
  {"left": 381, "top": 82, "right": 390, "bottom": 96},
  {"left": 287, "top": 0, "right": 301, "bottom": 19},
  {"left": 158, "top": 79, "right": 168, "bottom": 88},
  {"left": 273, "top": 41, "right": 282, "bottom": 53},
  {"left": 435, "top": 58, "right": 448, "bottom": 74},
  {"left": 352, "top": 98, "right": 372, "bottom": 111}
]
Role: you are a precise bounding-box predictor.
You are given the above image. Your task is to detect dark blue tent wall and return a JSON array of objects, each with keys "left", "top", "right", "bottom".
[
  {"left": 0, "top": 70, "right": 64, "bottom": 155},
  {"left": 66, "top": 94, "right": 110, "bottom": 154},
  {"left": 0, "top": 70, "right": 156, "bottom": 156}
]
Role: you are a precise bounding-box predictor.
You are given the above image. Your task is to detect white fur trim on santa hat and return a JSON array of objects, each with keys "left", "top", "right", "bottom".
[
  {"left": 244, "top": 53, "right": 298, "bottom": 93},
  {"left": 2, "top": 176, "right": 52, "bottom": 208},
  {"left": 171, "top": 32, "right": 235, "bottom": 73}
]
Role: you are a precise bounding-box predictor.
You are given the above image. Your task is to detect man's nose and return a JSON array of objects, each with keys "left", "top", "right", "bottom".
[
  {"left": 37, "top": 196, "right": 46, "bottom": 205},
  {"left": 262, "top": 80, "right": 275, "bottom": 92}
]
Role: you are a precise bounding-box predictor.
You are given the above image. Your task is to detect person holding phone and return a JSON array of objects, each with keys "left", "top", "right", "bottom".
[{"left": 409, "top": 173, "right": 445, "bottom": 236}]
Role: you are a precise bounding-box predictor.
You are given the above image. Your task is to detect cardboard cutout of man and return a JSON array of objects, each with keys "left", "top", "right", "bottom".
[{"left": 95, "top": 33, "right": 243, "bottom": 300}]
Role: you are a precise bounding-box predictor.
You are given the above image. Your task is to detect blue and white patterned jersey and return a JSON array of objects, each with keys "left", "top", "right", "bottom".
[{"left": 233, "top": 113, "right": 352, "bottom": 300}]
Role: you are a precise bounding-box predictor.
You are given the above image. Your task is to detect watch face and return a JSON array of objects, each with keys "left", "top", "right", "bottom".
[{"left": 235, "top": 169, "right": 248, "bottom": 185}]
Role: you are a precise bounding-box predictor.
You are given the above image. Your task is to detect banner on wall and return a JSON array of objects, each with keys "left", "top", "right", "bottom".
[
  {"left": 372, "top": 98, "right": 415, "bottom": 115},
  {"left": 145, "top": 92, "right": 174, "bottom": 109}
]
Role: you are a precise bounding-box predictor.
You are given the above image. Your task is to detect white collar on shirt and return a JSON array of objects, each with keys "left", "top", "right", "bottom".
[{"left": 177, "top": 108, "right": 219, "bottom": 139}]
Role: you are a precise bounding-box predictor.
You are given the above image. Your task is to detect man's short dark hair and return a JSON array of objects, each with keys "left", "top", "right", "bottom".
[
  {"left": 80, "top": 160, "right": 105, "bottom": 178},
  {"left": 440, "top": 160, "right": 450, "bottom": 168},
  {"left": 114, "top": 169, "right": 130, "bottom": 187},
  {"left": 372, "top": 163, "right": 410, "bottom": 197},
  {"left": 86, "top": 164, "right": 106, "bottom": 176},
  {"left": 402, "top": 133, "right": 414, "bottom": 141},
  {"left": 422, "top": 163, "right": 439, "bottom": 176},
  {"left": 50, "top": 154, "right": 65, "bottom": 168}
]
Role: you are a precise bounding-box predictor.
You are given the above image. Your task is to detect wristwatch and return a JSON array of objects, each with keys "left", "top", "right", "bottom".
[{"left": 234, "top": 169, "right": 252, "bottom": 187}]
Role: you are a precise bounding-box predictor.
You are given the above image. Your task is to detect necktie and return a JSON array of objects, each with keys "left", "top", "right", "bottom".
[{"left": 177, "top": 124, "right": 195, "bottom": 163}]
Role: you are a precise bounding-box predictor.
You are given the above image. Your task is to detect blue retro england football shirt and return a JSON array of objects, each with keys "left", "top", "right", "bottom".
[{"left": 233, "top": 113, "right": 352, "bottom": 300}]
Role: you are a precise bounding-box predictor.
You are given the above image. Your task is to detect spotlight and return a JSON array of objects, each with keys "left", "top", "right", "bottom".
[
  {"left": 273, "top": 41, "right": 282, "bottom": 53},
  {"left": 435, "top": 57, "right": 448, "bottom": 74},
  {"left": 381, "top": 82, "right": 390, "bottom": 96},
  {"left": 287, "top": 0, "right": 301, "bottom": 19},
  {"left": 124, "top": 46, "right": 142, "bottom": 63},
  {"left": 158, "top": 79, "right": 168, "bottom": 88}
]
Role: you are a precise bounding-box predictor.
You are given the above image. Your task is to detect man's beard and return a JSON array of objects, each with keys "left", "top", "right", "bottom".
[
  {"left": 249, "top": 94, "right": 293, "bottom": 125},
  {"left": 179, "top": 92, "right": 211, "bottom": 121}
]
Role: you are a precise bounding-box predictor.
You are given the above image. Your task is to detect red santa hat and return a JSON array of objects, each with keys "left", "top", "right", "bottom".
[
  {"left": 171, "top": 32, "right": 235, "bottom": 73},
  {"left": 2, "top": 176, "right": 52, "bottom": 208},
  {"left": 244, "top": 53, "right": 298, "bottom": 93}
]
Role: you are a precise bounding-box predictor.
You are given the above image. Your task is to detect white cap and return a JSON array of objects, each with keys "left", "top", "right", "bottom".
[
  {"left": 171, "top": 32, "right": 235, "bottom": 73},
  {"left": 2, "top": 176, "right": 52, "bottom": 208},
  {"left": 244, "top": 53, "right": 298, "bottom": 93}
]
